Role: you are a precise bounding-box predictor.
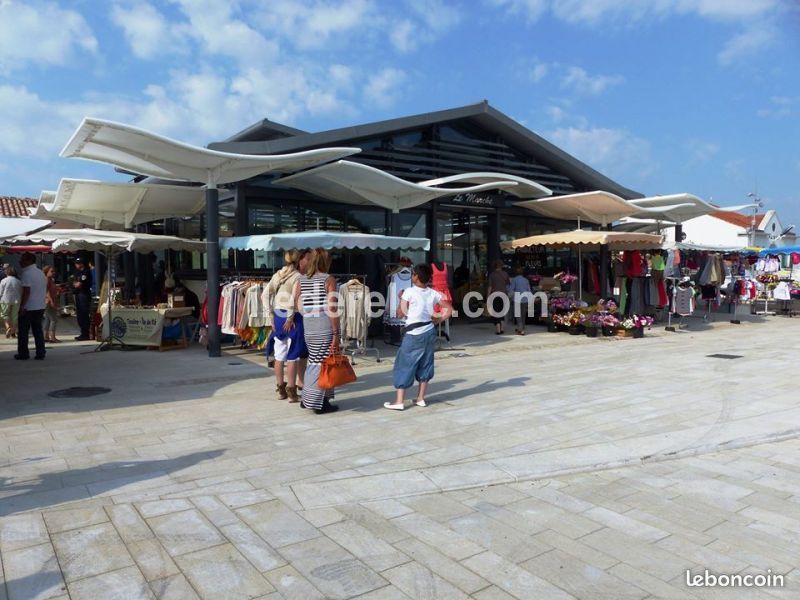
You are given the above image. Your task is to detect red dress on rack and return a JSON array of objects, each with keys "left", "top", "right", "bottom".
[{"left": 431, "top": 262, "right": 452, "bottom": 312}]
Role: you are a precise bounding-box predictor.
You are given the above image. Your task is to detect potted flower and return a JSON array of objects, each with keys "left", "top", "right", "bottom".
[
  {"left": 582, "top": 312, "right": 603, "bottom": 337},
  {"left": 600, "top": 314, "right": 620, "bottom": 336},
  {"left": 619, "top": 314, "right": 654, "bottom": 337},
  {"left": 566, "top": 310, "right": 584, "bottom": 335},
  {"left": 554, "top": 271, "right": 578, "bottom": 291}
]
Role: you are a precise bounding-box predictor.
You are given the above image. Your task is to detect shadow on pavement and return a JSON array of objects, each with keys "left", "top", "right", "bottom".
[{"left": 0, "top": 450, "right": 224, "bottom": 517}]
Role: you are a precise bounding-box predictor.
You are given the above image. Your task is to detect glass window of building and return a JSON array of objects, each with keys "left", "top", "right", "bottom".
[{"left": 347, "top": 209, "right": 387, "bottom": 234}]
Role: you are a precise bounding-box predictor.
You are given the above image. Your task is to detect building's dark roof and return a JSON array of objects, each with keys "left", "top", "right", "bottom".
[
  {"left": 223, "top": 119, "right": 308, "bottom": 143},
  {"left": 209, "top": 101, "right": 642, "bottom": 199},
  {"left": 0, "top": 196, "right": 37, "bottom": 218}
]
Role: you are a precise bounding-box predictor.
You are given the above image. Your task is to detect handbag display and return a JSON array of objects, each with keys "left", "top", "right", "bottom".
[{"left": 318, "top": 353, "right": 357, "bottom": 389}]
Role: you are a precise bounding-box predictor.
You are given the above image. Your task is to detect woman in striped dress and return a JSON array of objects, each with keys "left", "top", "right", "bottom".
[{"left": 291, "top": 248, "right": 340, "bottom": 414}]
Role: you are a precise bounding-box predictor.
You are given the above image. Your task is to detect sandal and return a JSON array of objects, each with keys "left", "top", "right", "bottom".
[
  {"left": 287, "top": 386, "right": 300, "bottom": 403},
  {"left": 415, "top": 398, "right": 427, "bottom": 407},
  {"left": 276, "top": 383, "right": 288, "bottom": 400},
  {"left": 383, "top": 402, "right": 404, "bottom": 411}
]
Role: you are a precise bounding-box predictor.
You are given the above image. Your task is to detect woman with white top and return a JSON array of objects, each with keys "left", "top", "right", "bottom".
[
  {"left": 384, "top": 264, "right": 453, "bottom": 411},
  {"left": 267, "top": 250, "right": 308, "bottom": 402},
  {"left": 0, "top": 265, "right": 22, "bottom": 337}
]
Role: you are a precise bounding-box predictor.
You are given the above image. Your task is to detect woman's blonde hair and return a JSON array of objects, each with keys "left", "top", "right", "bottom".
[
  {"left": 283, "top": 250, "right": 300, "bottom": 267},
  {"left": 305, "top": 248, "right": 332, "bottom": 276}
]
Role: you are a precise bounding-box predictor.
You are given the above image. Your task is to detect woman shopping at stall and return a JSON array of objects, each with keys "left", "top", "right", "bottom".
[
  {"left": 267, "top": 250, "right": 308, "bottom": 402},
  {"left": 292, "top": 248, "right": 340, "bottom": 414}
]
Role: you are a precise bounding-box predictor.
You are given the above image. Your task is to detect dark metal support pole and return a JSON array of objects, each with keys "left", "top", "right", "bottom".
[
  {"left": 429, "top": 200, "right": 439, "bottom": 263},
  {"left": 599, "top": 245, "right": 610, "bottom": 299},
  {"left": 206, "top": 185, "right": 221, "bottom": 357},
  {"left": 674, "top": 224, "right": 683, "bottom": 243}
]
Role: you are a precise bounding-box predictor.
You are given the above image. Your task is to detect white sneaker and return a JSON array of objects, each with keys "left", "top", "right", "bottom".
[{"left": 383, "top": 402, "right": 404, "bottom": 411}]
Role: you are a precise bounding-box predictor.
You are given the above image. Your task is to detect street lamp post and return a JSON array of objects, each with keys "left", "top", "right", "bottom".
[{"left": 747, "top": 193, "right": 764, "bottom": 247}]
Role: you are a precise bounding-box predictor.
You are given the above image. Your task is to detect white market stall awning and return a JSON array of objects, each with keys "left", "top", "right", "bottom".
[
  {"left": 629, "top": 194, "right": 755, "bottom": 223},
  {"left": 0, "top": 217, "right": 52, "bottom": 240},
  {"left": 8, "top": 228, "right": 205, "bottom": 254},
  {"left": 614, "top": 217, "right": 676, "bottom": 233},
  {"left": 516, "top": 191, "right": 691, "bottom": 226},
  {"left": 61, "top": 118, "right": 362, "bottom": 184},
  {"left": 501, "top": 229, "right": 664, "bottom": 250},
  {"left": 220, "top": 231, "right": 430, "bottom": 252},
  {"left": 273, "top": 160, "right": 521, "bottom": 212},
  {"left": 31, "top": 179, "right": 206, "bottom": 229}
]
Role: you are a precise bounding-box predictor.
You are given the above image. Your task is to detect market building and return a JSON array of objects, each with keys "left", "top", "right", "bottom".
[{"left": 162, "top": 101, "right": 641, "bottom": 291}]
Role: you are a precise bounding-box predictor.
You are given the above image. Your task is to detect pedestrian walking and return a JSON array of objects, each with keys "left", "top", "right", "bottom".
[
  {"left": 15, "top": 253, "right": 47, "bottom": 360},
  {"left": 293, "top": 248, "right": 340, "bottom": 414},
  {"left": 385, "top": 263, "right": 453, "bottom": 411},
  {"left": 508, "top": 266, "right": 532, "bottom": 335},
  {"left": 268, "top": 250, "right": 308, "bottom": 402},
  {"left": 43, "top": 266, "right": 62, "bottom": 343},
  {"left": 72, "top": 257, "right": 91, "bottom": 340},
  {"left": 0, "top": 265, "right": 22, "bottom": 337},
  {"left": 487, "top": 259, "right": 510, "bottom": 335}
]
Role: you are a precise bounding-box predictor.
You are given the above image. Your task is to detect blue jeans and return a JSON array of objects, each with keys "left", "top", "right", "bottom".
[{"left": 393, "top": 327, "right": 436, "bottom": 389}]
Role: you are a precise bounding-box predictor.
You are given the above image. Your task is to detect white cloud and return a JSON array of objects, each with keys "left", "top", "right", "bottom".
[
  {"left": 548, "top": 125, "right": 654, "bottom": 179},
  {"left": 364, "top": 68, "right": 408, "bottom": 109},
  {"left": 545, "top": 105, "right": 568, "bottom": 123},
  {"left": 717, "top": 23, "right": 776, "bottom": 65},
  {"left": 757, "top": 95, "right": 796, "bottom": 118},
  {"left": 0, "top": 0, "right": 97, "bottom": 73},
  {"left": 561, "top": 66, "right": 624, "bottom": 95},
  {"left": 390, "top": 20, "right": 417, "bottom": 53},
  {"left": 109, "top": 2, "right": 189, "bottom": 60},
  {"left": 685, "top": 139, "right": 720, "bottom": 163},
  {"left": 529, "top": 61, "right": 550, "bottom": 83},
  {"left": 487, "top": 0, "right": 548, "bottom": 23}
]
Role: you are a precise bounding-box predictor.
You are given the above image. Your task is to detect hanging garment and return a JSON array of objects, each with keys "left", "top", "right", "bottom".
[
  {"left": 618, "top": 277, "right": 628, "bottom": 315},
  {"left": 674, "top": 286, "right": 695, "bottom": 316},
  {"left": 430, "top": 263, "right": 453, "bottom": 303},
  {"left": 339, "top": 280, "right": 371, "bottom": 346},
  {"left": 386, "top": 268, "right": 412, "bottom": 320},
  {"left": 773, "top": 281, "right": 791, "bottom": 300}
]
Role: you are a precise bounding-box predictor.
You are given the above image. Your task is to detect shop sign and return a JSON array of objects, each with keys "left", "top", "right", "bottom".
[
  {"left": 446, "top": 192, "right": 502, "bottom": 208},
  {"left": 513, "top": 246, "right": 548, "bottom": 269},
  {"left": 102, "top": 307, "right": 166, "bottom": 346}
]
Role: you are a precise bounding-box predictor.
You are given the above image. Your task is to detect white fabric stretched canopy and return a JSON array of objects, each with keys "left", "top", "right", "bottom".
[
  {"left": 501, "top": 229, "right": 664, "bottom": 250},
  {"left": 419, "top": 172, "right": 551, "bottom": 199},
  {"left": 61, "top": 118, "right": 362, "bottom": 185},
  {"left": 31, "top": 179, "right": 206, "bottom": 229},
  {"left": 516, "top": 191, "right": 690, "bottom": 226},
  {"left": 629, "top": 194, "right": 755, "bottom": 223},
  {"left": 0, "top": 217, "right": 52, "bottom": 240},
  {"left": 273, "top": 160, "right": 520, "bottom": 212},
  {"left": 8, "top": 228, "right": 205, "bottom": 253},
  {"left": 220, "top": 231, "right": 430, "bottom": 252}
]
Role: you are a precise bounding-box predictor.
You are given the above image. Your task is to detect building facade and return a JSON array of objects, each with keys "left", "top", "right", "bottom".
[{"left": 166, "top": 101, "right": 640, "bottom": 294}]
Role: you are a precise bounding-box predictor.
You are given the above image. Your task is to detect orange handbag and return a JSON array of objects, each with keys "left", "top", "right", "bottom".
[{"left": 318, "top": 353, "right": 357, "bottom": 389}]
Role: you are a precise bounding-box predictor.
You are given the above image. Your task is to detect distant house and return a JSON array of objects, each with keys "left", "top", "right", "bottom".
[
  {"left": 671, "top": 209, "right": 797, "bottom": 248},
  {"left": 0, "top": 196, "right": 37, "bottom": 218}
]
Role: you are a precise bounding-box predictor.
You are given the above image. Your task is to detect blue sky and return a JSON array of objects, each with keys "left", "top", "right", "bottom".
[{"left": 1, "top": 0, "right": 798, "bottom": 224}]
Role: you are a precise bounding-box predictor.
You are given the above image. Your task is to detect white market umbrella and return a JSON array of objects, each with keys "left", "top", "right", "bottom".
[{"left": 220, "top": 231, "right": 430, "bottom": 252}]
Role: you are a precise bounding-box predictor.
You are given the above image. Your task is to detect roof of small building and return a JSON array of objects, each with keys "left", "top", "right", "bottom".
[
  {"left": 0, "top": 196, "right": 37, "bottom": 218},
  {"left": 711, "top": 211, "right": 766, "bottom": 229}
]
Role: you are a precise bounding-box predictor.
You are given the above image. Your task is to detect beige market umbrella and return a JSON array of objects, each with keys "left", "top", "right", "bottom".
[{"left": 501, "top": 230, "right": 664, "bottom": 300}]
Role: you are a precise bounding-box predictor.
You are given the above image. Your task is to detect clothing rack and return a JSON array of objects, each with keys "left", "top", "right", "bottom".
[
  {"left": 664, "top": 278, "right": 692, "bottom": 332},
  {"left": 333, "top": 272, "right": 381, "bottom": 364}
]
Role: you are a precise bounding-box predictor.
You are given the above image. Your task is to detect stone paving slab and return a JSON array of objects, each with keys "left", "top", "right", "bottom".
[{"left": 1, "top": 318, "right": 800, "bottom": 598}]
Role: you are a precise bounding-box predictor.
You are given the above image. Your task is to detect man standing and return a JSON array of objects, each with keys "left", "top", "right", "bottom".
[
  {"left": 16, "top": 253, "right": 47, "bottom": 360},
  {"left": 73, "top": 257, "right": 92, "bottom": 341}
]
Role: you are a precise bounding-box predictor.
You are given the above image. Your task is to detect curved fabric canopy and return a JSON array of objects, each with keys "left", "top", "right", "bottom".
[
  {"left": 629, "top": 194, "right": 755, "bottom": 223},
  {"left": 8, "top": 228, "right": 205, "bottom": 253},
  {"left": 0, "top": 217, "right": 52, "bottom": 240},
  {"left": 419, "top": 172, "right": 551, "bottom": 199},
  {"left": 614, "top": 217, "right": 675, "bottom": 233},
  {"left": 31, "top": 179, "right": 206, "bottom": 229},
  {"left": 220, "top": 231, "right": 430, "bottom": 252},
  {"left": 759, "top": 245, "right": 800, "bottom": 256},
  {"left": 273, "top": 160, "right": 519, "bottom": 212},
  {"left": 501, "top": 229, "right": 664, "bottom": 250},
  {"left": 61, "top": 118, "right": 362, "bottom": 185},
  {"left": 516, "top": 191, "right": 689, "bottom": 226}
]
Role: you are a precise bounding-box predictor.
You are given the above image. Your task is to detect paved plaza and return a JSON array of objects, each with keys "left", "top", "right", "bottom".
[{"left": 1, "top": 315, "right": 799, "bottom": 599}]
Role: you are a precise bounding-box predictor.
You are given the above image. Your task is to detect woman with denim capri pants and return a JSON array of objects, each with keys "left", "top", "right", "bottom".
[{"left": 385, "top": 264, "right": 453, "bottom": 411}]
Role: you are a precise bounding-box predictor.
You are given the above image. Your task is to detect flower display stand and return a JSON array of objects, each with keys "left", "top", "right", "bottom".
[
  {"left": 602, "top": 326, "right": 616, "bottom": 337},
  {"left": 568, "top": 325, "right": 583, "bottom": 335},
  {"left": 632, "top": 326, "right": 644, "bottom": 338},
  {"left": 585, "top": 327, "right": 599, "bottom": 338}
]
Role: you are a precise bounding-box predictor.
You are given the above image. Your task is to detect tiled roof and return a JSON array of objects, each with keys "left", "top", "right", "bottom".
[
  {"left": 711, "top": 211, "right": 765, "bottom": 230},
  {"left": 0, "top": 196, "right": 37, "bottom": 218}
]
